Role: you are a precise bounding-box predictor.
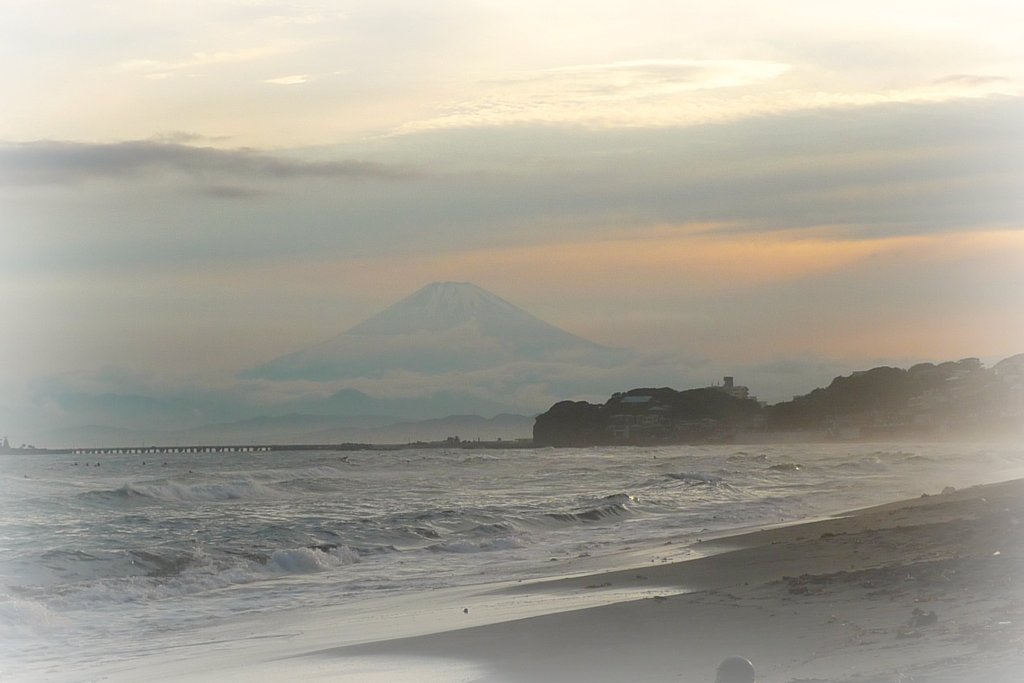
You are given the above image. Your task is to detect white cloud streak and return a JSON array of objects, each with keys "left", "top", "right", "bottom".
[
  {"left": 263, "top": 74, "right": 310, "bottom": 85},
  {"left": 117, "top": 45, "right": 295, "bottom": 77},
  {"left": 397, "top": 59, "right": 1020, "bottom": 134}
]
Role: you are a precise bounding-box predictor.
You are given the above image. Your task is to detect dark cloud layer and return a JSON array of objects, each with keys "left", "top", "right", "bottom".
[
  {"left": 0, "top": 139, "right": 418, "bottom": 186},
  {"left": 4, "top": 97, "right": 1022, "bottom": 281}
]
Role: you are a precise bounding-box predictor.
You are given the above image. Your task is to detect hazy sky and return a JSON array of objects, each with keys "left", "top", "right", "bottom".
[{"left": 2, "top": 1, "right": 1023, "bottom": 432}]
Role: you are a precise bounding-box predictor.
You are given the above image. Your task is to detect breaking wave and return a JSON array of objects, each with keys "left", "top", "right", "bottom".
[
  {"left": 80, "top": 478, "right": 280, "bottom": 504},
  {"left": 15, "top": 542, "right": 365, "bottom": 610},
  {"left": 542, "top": 495, "right": 634, "bottom": 524},
  {"left": 665, "top": 472, "right": 726, "bottom": 485}
]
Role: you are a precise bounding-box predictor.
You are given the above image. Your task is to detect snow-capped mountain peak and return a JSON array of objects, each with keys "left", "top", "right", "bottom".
[
  {"left": 348, "top": 282, "right": 540, "bottom": 335},
  {"left": 243, "top": 282, "right": 618, "bottom": 381}
]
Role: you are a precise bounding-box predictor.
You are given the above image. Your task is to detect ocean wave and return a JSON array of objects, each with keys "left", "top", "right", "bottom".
[
  {"left": 128, "top": 548, "right": 198, "bottom": 577},
  {"left": 728, "top": 452, "right": 768, "bottom": 463},
  {"left": 768, "top": 463, "right": 803, "bottom": 472},
  {"left": 0, "top": 595, "right": 67, "bottom": 640},
  {"left": 264, "top": 546, "right": 360, "bottom": 573},
  {"left": 80, "top": 478, "right": 280, "bottom": 504},
  {"left": 407, "top": 525, "right": 441, "bottom": 540},
  {"left": 300, "top": 465, "right": 349, "bottom": 478},
  {"left": 831, "top": 457, "right": 890, "bottom": 472},
  {"left": 23, "top": 542, "right": 365, "bottom": 611},
  {"left": 665, "top": 472, "right": 726, "bottom": 485},
  {"left": 31, "top": 545, "right": 215, "bottom": 585},
  {"left": 868, "top": 450, "right": 916, "bottom": 459},
  {"left": 30, "top": 548, "right": 147, "bottom": 585},
  {"left": 828, "top": 450, "right": 921, "bottom": 472},
  {"left": 540, "top": 493, "right": 636, "bottom": 526},
  {"left": 543, "top": 503, "right": 628, "bottom": 524},
  {"left": 275, "top": 477, "right": 349, "bottom": 493},
  {"left": 262, "top": 462, "right": 354, "bottom": 492},
  {"left": 431, "top": 534, "right": 529, "bottom": 553}
]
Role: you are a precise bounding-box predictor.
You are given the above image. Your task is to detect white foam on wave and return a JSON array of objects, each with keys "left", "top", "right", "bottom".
[
  {"left": 0, "top": 594, "right": 67, "bottom": 639},
  {"left": 261, "top": 464, "right": 349, "bottom": 482},
  {"left": 665, "top": 471, "right": 727, "bottom": 485},
  {"left": 436, "top": 535, "right": 530, "bottom": 553},
  {"left": 114, "top": 478, "right": 280, "bottom": 502},
  {"left": 301, "top": 465, "right": 349, "bottom": 478},
  {"left": 34, "top": 544, "right": 363, "bottom": 611},
  {"left": 265, "top": 546, "right": 360, "bottom": 573}
]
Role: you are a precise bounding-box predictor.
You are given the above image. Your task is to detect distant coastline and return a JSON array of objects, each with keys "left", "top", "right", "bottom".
[
  {"left": 6, "top": 353, "right": 1021, "bottom": 454},
  {"left": 533, "top": 354, "right": 1024, "bottom": 447},
  {"left": 0, "top": 437, "right": 535, "bottom": 456}
]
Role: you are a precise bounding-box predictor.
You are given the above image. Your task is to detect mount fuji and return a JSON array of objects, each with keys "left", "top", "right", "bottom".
[
  {"left": 244, "top": 282, "right": 623, "bottom": 382},
  {"left": 25, "top": 283, "right": 630, "bottom": 446}
]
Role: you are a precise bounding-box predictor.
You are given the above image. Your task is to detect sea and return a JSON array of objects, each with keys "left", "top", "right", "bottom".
[{"left": 3, "top": 442, "right": 1024, "bottom": 681}]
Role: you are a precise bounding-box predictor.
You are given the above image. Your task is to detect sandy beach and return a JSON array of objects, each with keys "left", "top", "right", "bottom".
[{"left": 314, "top": 477, "right": 1024, "bottom": 682}]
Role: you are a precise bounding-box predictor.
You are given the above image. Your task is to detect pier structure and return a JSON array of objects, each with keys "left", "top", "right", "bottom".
[
  {"left": 67, "top": 445, "right": 274, "bottom": 455},
  {"left": 3, "top": 440, "right": 530, "bottom": 456}
]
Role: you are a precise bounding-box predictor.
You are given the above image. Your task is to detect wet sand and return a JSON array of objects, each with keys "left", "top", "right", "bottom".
[{"left": 323, "top": 478, "right": 1024, "bottom": 682}]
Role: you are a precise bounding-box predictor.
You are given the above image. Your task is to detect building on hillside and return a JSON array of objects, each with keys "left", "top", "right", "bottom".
[
  {"left": 711, "top": 376, "right": 752, "bottom": 400},
  {"left": 608, "top": 395, "right": 667, "bottom": 441}
]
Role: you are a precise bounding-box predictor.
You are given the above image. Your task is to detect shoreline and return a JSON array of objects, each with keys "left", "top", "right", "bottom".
[{"left": 310, "top": 478, "right": 1024, "bottom": 682}]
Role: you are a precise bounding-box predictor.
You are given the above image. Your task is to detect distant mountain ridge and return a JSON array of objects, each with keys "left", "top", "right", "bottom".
[{"left": 244, "top": 281, "right": 621, "bottom": 381}]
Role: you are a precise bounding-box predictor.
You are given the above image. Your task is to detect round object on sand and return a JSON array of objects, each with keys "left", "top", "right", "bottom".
[{"left": 715, "top": 656, "right": 755, "bottom": 683}]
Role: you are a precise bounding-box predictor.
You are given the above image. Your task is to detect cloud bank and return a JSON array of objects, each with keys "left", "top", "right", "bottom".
[{"left": 0, "top": 140, "right": 417, "bottom": 186}]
